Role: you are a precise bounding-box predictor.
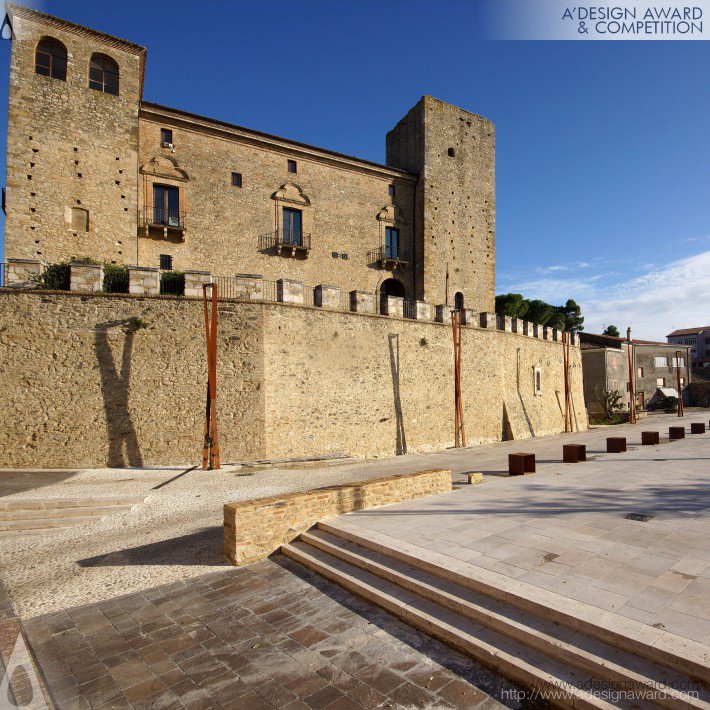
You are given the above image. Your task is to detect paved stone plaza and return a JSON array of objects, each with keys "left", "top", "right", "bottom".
[
  {"left": 337, "top": 411, "right": 710, "bottom": 647},
  {"left": 1, "top": 410, "right": 709, "bottom": 708}
]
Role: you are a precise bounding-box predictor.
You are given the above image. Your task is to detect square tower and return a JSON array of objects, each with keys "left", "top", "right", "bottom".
[
  {"left": 3, "top": 4, "right": 145, "bottom": 265},
  {"left": 386, "top": 96, "right": 495, "bottom": 312}
]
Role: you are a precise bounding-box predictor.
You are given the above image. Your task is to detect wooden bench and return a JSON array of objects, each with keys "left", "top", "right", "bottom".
[
  {"left": 669, "top": 426, "right": 685, "bottom": 440},
  {"left": 606, "top": 437, "right": 626, "bottom": 453},
  {"left": 641, "top": 431, "right": 660, "bottom": 445},
  {"left": 562, "top": 444, "right": 586, "bottom": 463},
  {"left": 508, "top": 453, "right": 535, "bottom": 475},
  {"left": 690, "top": 423, "right": 706, "bottom": 434}
]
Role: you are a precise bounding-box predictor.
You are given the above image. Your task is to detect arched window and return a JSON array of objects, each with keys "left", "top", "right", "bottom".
[
  {"left": 35, "top": 37, "right": 67, "bottom": 81},
  {"left": 454, "top": 292, "right": 464, "bottom": 311},
  {"left": 89, "top": 53, "right": 119, "bottom": 95}
]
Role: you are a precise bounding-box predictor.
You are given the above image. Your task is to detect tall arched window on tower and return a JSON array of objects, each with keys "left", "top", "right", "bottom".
[
  {"left": 89, "top": 53, "right": 119, "bottom": 95},
  {"left": 454, "top": 292, "right": 464, "bottom": 311},
  {"left": 35, "top": 37, "right": 67, "bottom": 81}
]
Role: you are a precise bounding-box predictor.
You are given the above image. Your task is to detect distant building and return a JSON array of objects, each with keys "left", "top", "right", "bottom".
[
  {"left": 666, "top": 326, "right": 710, "bottom": 367},
  {"left": 579, "top": 332, "right": 691, "bottom": 412}
]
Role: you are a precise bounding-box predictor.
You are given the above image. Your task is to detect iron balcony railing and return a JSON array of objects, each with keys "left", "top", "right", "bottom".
[
  {"left": 258, "top": 229, "right": 312, "bottom": 252},
  {"left": 140, "top": 207, "right": 186, "bottom": 230},
  {"left": 368, "top": 245, "right": 411, "bottom": 265}
]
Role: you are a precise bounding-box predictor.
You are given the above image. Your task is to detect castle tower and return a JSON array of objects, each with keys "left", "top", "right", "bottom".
[
  {"left": 386, "top": 96, "right": 495, "bottom": 312},
  {"left": 3, "top": 4, "right": 145, "bottom": 265}
]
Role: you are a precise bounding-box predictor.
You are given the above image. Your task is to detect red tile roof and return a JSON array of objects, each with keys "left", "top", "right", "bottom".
[{"left": 666, "top": 326, "right": 710, "bottom": 337}]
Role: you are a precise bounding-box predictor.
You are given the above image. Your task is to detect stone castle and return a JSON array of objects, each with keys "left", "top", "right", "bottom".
[
  {"left": 3, "top": 3, "right": 494, "bottom": 312},
  {"left": 0, "top": 5, "right": 588, "bottom": 468}
]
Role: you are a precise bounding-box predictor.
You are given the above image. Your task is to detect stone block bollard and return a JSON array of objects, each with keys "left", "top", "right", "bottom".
[
  {"left": 233, "top": 274, "right": 263, "bottom": 300},
  {"left": 415, "top": 301, "right": 431, "bottom": 320},
  {"left": 128, "top": 266, "right": 160, "bottom": 296},
  {"left": 70, "top": 263, "right": 103, "bottom": 293},
  {"left": 480, "top": 312, "right": 497, "bottom": 329},
  {"left": 6, "top": 259, "right": 44, "bottom": 288},
  {"left": 277, "top": 278, "right": 304, "bottom": 304},
  {"left": 350, "top": 290, "right": 375, "bottom": 314},
  {"left": 184, "top": 270, "right": 212, "bottom": 298},
  {"left": 382, "top": 295, "right": 404, "bottom": 318},
  {"left": 315, "top": 284, "right": 341, "bottom": 310}
]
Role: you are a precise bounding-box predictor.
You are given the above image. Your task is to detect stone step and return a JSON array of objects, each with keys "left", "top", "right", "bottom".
[
  {"left": 0, "top": 515, "right": 113, "bottom": 531},
  {"left": 282, "top": 541, "right": 624, "bottom": 710},
  {"left": 318, "top": 519, "right": 710, "bottom": 687},
  {"left": 301, "top": 529, "right": 707, "bottom": 710},
  {"left": 0, "top": 496, "right": 146, "bottom": 511},
  {"left": 0, "top": 529, "right": 62, "bottom": 539},
  {"left": 0, "top": 504, "right": 137, "bottom": 522}
]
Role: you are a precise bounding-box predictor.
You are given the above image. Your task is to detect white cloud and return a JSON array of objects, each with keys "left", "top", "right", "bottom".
[
  {"left": 502, "top": 250, "right": 710, "bottom": 341},
  {"left": 535, "top": 261, "right": 592, "bottom": 275}
]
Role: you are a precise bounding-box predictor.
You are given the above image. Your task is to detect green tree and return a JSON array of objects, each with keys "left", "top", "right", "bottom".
[
  {"left": 525, "top": 299, "right": 553, "bottom": 325},
  {"left": 561, "top": 299, "right": 584, "bottom": 331},
  {"left": 495, "top": 293, "right": 528, "bottom": 318},
  {"left": 603, "top": 325, "right": 620, "bottom": 337}
]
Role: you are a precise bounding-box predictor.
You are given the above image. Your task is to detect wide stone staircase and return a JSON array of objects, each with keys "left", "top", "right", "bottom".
[
  {"left": 0, "top": 495, "right": 146, "bottom": 539},
  {"left": 283, "top": 520, "right": 710, "bottom": 710}
]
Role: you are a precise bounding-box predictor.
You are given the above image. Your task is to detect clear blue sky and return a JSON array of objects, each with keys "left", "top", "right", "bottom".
[{"left": 2, "top": 0, "right": 708, "bottom": 339}]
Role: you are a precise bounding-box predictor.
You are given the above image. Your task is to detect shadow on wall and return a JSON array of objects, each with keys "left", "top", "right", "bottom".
[
  {"left": 94, "top": 319, "right": 144, "bottom": 468},
  {"left": 515, "top": 348, "right": 535, "bottom": 438},
  {"left": 388, "top": 334, "right": 407, "bottom": 455}
]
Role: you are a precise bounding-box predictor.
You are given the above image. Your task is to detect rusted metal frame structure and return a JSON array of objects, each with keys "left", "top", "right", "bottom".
[
  {"left": 451, "top": 310, "right": 466, "bottom": 447},
  {"left": 626, "top": 329, "right": 637, "bottom": 424},
  {"left": 675, "top": 350, "right": 685, "bottom": 417},
  {"left": 562, "top": 331, "right": 574, "bottom": 432},
  {"left": 202, "top": 283, "right": 221, "bottom": 470}
]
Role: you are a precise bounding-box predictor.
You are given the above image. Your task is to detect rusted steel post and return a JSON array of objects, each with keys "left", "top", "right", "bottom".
[
  {"left": 451, "top": 310, "right": 466, "bottom": 447},
  {"left": 676, "top": 350, "right": 684, "bottom": 417},
  {"left": 627, "top": 328, "right": 637, "bottom": 424},
  {"left": 562, "top": 332, "right": 570, "bottom": 432},
  {"left": 202, "top": 283, "right": 220, "bottom": 470},
  {"left": 458, "top": 310, "right": 466, "bottom": 447}
]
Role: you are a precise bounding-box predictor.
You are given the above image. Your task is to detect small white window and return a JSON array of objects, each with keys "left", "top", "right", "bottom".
[
  {"left": 654, "top": 356, "right": 668, "bottom": 368},
  {"left": 656, "top": 377, "right": 665, "bottom": 387}
]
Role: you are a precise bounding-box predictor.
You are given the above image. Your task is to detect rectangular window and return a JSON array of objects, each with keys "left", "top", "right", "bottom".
[
  {"left": 160, "top": 254, "right": 173, "bottom": 271},
  {"left": 388, "top": 184, "right": 395, "bottom": 197},
  {"left": 637, "top": 367, "right": 644, "bottom": 377},
  {"left": 153, "top": 184, "right": 180, "bottom": 226},
  {"left": 611, "top": 356, "right": 618, "bottom": 369},
  {"left": 385, "top": 227, "right": 399, "bottom": 259},
  {"left": 656, "top": 377, "right": 665, "bottom": 387},
  {"left": 287, "top": 159, "right": 297, "bottom": 174},
  {"left": 231, "top": 172, "right": 242, "bottom": 187},
  {"left": 282, "top": 207, "right": 302, "bottom": 246},
  {"left": 680, "top": 377, "right": 685, "bottom": 386},
  {"left": 654, "top": 356, "right": 668, "bottom": 368},
  {"left": 160, "top": 128, "right": 173, "bottom": 146}
]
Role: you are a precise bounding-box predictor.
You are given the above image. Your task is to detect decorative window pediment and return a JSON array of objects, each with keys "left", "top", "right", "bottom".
[
  {"left": 377, "top": 204, "right": 407, "bottom": 225},
  {"left": 140, "top": 156, "right": 189, "bottom": 182},
  {"left": 272, "top": 182, "right": 310, "bottom": 207}
]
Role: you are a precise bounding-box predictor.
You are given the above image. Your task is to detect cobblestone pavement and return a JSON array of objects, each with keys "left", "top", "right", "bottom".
[{"left": 23, "top": 556, "right": 525, "bottom": 710}]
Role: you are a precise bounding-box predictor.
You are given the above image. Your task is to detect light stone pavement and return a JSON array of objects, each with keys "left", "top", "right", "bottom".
[
  {"left": 336, "top": 410, "right": 710, "bottom": 647},
  {"left": 0, "top": 410, "right": 707, "bottom": 626}
]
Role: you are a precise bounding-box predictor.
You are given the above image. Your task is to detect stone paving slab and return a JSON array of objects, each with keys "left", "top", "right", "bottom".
[
  {"left": 22, "top": 557, "right": 522, "bottom": 709},
  {"left": 338, "top": 411, "right": 710, "bottom": 650}
]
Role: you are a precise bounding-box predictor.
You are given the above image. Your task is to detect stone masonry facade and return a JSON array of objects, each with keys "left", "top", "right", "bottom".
[
  {"left": 3, "top": 5, "right": 494, "bottom": 314},
  {"left": 0, "top": 290, "right": 586, "bottom": 468}
]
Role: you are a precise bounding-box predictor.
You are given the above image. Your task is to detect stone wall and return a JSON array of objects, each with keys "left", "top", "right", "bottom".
[
  {"left": 0, "top": 291, "right": 264, "bottom": 468},
  {"left": 136, "top": 106, "right": 417, "bottom": 299},
  {"left": 224, "top": 469, "right": 452, "bottom": 565},
  {"left": 387, "top": 96, "right": 496, "bottom": 311},
  {"left": 0, "top": 290, "right": 587, "bottom": 468},
  {"left": 4, "top": 5, "right": 145, "bottom": 266}
]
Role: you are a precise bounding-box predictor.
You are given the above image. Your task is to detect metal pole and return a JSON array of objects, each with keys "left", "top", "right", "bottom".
[
  {"left": 627, "top": 327, "right": 636, "bottom": 424},
  {"left": 676, "top": 350, "right": 684, "bottom": 417},
  {"left": 202, "top": 283, "right": 221, "bottom": 470},
  {"left": 451, "top": 310, "right": 459, "bottom": 447},
  {"left": 458, "top": 310, "right": 466, "bottom": 447}
]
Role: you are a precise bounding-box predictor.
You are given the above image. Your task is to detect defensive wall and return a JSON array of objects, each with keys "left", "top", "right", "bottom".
[{"left": 0, "top": 265, "right": 587, "bottom": 468}]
